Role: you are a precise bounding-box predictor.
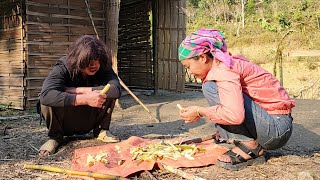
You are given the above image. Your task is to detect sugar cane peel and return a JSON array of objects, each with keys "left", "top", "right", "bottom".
[{"left": 130, "top": 141, "right": 206, "bottom": 162}]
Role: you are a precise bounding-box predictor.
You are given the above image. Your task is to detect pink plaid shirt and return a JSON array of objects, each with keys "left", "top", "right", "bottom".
[{"left": 202, "top": 55, "right": 295, "bottom": 125}]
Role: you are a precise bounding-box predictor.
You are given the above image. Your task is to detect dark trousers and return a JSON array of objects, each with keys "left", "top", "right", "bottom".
[{"left": 40, "top": 99, "right": 116, "bottom": 139}]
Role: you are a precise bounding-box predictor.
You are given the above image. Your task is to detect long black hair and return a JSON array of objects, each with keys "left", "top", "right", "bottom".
[{"left": 66, "top": 35, "right": 112, "bottom": 78}]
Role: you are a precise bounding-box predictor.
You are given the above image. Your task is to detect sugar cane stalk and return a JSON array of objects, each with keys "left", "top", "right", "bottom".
[
  {"left": 160, "top": 162, "right": 206, "bottom": 180},
  {"left": 23, "top": 164, "right": 127, "bottom": 180}
]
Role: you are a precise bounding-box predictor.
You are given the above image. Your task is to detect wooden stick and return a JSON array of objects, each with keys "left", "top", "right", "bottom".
[
  {"left": 176, "top": 104, "right": 183, "bottom": 110},
  {"left": 160, "top": 162, "right": 206, "bottom": 180},
  {"left": 119, "top": 78, "right": 160, "bottom": 123},
  {"left": 23, "top": 164, "right": 127, "bottom": 180}
]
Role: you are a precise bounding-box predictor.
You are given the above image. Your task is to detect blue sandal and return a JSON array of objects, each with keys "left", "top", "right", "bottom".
[{"left": 216, "top": 140, "right": 265, "bottom": 171}]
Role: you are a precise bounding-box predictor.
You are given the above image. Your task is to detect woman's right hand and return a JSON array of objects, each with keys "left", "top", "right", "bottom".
[{"left": 179, "top": 106, "right": 201, "bottom": 123}]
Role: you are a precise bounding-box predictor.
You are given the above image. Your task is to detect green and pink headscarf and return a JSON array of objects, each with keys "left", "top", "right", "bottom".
[{"left": 178, "top": 28, "right": 233, "bottom": 68}]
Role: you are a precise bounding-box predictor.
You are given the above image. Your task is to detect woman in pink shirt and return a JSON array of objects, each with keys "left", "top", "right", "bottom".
[{"left": 178, "top": 28, "right": 295, "bottom": 170}]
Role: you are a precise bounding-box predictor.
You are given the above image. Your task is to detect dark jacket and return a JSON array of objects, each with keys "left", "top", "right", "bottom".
[{"left": 40, "top": 57, "right": 121, "bottom": 107}]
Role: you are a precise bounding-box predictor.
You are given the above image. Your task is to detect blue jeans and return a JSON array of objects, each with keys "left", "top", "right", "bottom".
[{"left": 202, "top": 81, "right": 293, "bottom": 150}]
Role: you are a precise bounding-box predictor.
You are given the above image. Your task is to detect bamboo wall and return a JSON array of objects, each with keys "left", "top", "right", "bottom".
[
  {"left": 117, "top": 0, "right": 154, "bottom": 89},
  {"left": 156, "top": 0, "right": 186, "bottom": 92},
  {"left": 24, "top": 0, "right": 106, "bottom": 108},
  {"left": 0, "top": 0, "right": 24, "bottom": 109}
]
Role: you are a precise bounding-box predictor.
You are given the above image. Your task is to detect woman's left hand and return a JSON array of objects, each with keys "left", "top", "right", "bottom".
[{"left": 179, "top": 106, "right": 201, "bottom": 123}]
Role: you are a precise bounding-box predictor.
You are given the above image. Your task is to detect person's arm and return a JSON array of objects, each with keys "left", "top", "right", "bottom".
[
  {"left": 65, "top": 87, "right": 93, "bottom": 94},
  {"left": 40, "top": 65, "right": 76, "bottom": 107},
  {"left": 202, "top": 69, "right": 245, "bottom": 125}
]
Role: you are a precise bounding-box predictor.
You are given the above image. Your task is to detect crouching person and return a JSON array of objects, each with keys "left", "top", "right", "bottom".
[
  {"left": 39, "top": 35, "right": 121, "bottom": 157},
  {"left": 178, "top": 29, "right": 295, "bottom": 170}
]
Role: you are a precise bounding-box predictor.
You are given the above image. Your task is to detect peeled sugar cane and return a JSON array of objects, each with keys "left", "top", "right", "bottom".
[{"left": 130, "top": 140, "right": 205, "bottom": 162}]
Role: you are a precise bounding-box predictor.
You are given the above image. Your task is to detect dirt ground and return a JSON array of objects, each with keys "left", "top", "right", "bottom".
[{"left": 0, "top": 90, "right": 319, "bottom": 180}]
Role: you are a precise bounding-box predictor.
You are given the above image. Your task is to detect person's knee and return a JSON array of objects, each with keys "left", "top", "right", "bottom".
[{"left": 40, "top": 104, "right": 51, "bottom": 118}]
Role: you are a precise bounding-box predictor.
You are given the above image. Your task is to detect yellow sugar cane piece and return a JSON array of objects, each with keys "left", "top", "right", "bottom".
[
  {"left": 100, "top": 84, "right": 111, "bottom": 94},
  {"left": 24, "top": 164, "right": 127, "bottom": 180}
]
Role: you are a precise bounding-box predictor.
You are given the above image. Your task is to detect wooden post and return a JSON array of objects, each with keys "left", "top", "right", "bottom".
[{"left": 105, "top": 0, "right": 120, "bottom": 74}]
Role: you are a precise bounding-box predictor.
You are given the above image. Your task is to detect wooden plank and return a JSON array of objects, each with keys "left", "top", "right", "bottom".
[
  {"left": 26, "top": 88, "right": 42, "bottom": 98},
  {"left": 0, "top": 30, "right": 21, "bottom": 39},
  {"left": 26, "top": 10, "right": 105, "bottom": 21},
  {"left": 26, "top": 0, "right": 69, "bottom": 6},
  {"left": 26, "top": 100, "right": 38, "bottom": 110},
  {"left": 26, "top": 6, "right": 68, "bottom": 16},
  {"left": 0, "top": 98, "right": 24, "bottom": 109},
  {"left": 0, "top": 51, "right": 23, "bottom": 58},
  {"left": 0, "top": 26, "right": 22, "bottom": 32},
  {"left": 27, "top": 56, "right": 60, "bottom": 67},
  {"left": 27, "top": 33, "right": 75, "bottom": 41},
  {"left": 0, "top": 61, "right": 24, "bottom": 68},
  {"left": 0, "top": 44, "right": 22, "bottom": 51},
  {"left": 26, "top": 68, "right": 52, "bottom": 77},
  {"left": 26, "top": 0, "right": 106, "bottom": 8},
  {"left": 0, "top": 87, "right": 24, "bottom": 96},
  {"left": 0, "top": 16, "right": 21, "bottom": 29},
  {"left": 170, "top": 61, "right": 177, "bottom": 90},
  {"left": 26, "top": 78, "right": 45, "bottom": 89},
  {"left": 26, "top": 21, "right": 105, "bottom": 29},
  {"left": 28, "top": 44, "right": 69, "bottom": 54},
  {"left": 0, "top": 39, "right": 22, "bottom": 43},
  {"left": 0, "top": 69, "right": 24, "bottom": 75},
  {"left": 27, "top": 53, "right": 64, "bottom": 57},
  {"left": 28, "top": 3, "right": 104, "bottom": 16},
  {"left": 0, "top": 76, "right": 24, "bottom": 87}
]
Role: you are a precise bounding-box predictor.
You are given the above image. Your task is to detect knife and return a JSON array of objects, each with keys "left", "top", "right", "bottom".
[{"left": 178, "top": 134, "right": 215, "bottom": 145}]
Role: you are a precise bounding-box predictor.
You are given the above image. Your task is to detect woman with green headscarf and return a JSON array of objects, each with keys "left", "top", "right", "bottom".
[{"left": 178, "top": 28, "right": 295, "bottom": 170}]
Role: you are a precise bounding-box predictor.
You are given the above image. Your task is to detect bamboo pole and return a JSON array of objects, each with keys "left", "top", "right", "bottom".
[
  {"left": 120, "top": 79, "right": 160, "bottom": 122},
  {"left": 23, "top": 164, "right": 128, "bottom": 180},
  {"left": 84, "top": 0, "right": 160, "bottom": 123}
]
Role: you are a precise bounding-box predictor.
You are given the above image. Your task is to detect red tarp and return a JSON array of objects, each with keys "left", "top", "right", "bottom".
[{"left": 71, "top": 136, "right": 228, "bottom": 177}]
